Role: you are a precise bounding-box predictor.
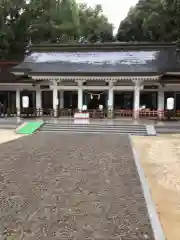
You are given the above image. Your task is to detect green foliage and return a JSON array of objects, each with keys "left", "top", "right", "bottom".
[
  {"left": 117, "top": 0, "right": 180, "bottom": 42},
  {"left": 78, "top": 3, "right": 114, "bottom": 42},
  {"left": 0, "top": 0, "right": 114, "bottom": 60}
]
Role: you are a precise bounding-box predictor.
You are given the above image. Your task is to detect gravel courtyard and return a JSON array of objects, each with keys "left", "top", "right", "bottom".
[{"left": 0, "top": 133, "right": 154, "bottom": 240}]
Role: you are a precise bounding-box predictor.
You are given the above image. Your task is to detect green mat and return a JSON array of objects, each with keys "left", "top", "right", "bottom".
[{"left": 16, "top": 121, "right": 44, "bottom": 135}]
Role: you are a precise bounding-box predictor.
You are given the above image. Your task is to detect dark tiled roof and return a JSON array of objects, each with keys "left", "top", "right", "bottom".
[
  {"left": 13, "top": 47, "right": 180, "bottom": 76},
  {"left": 0, "top": 62, "right": 19, "bottom": 83},
  {"left": 0, "top": 62, "right": 36, "bottom": 83}
]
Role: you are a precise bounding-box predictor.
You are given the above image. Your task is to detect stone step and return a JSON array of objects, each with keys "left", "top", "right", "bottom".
[
  {"left": 40, "top": 123, "right": 148, "bottom": 135},
  {"left": 40, "top": 129, "right": 147, "bottom": 135},
  {"left": 41, "top": 127, "right": 146, "bottom": 133},
  {"left": 40, "top": 128, "right": 147, "bottom": 133},
  {"left": 42, "top": 123, "right": 146, "bottom": 129}
]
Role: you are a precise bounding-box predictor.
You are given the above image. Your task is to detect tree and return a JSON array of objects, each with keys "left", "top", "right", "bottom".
[
  {"left": 0, "top": 0, "right": 114, "bottom": 60},
  {"left": 116, "top": 0, "right": 180, "bottom": 42},
  {"left": 28, "top": 1, "right": 114, "bottom": 43},
  {"left": 0, "top": 0, "right": 29, "bottom": 59},
  {"left": 78, "top": 3, "right": 114, "bottom": 42},
  {"left": 27, "top": 0, "right": 81, "bottom": 43}
]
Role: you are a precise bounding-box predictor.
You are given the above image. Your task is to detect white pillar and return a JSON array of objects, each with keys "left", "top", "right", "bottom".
[
  {"left": 108, "top": 82, "right": 114, "bottom": 110},
  {"left": 59, "top": 91, "right": 64, "bottom": 109},
  {"left": 158, "top": 88, "right": 164, "bottom": 119},
  {"left": 16, "top": 89, "right": 20, "bottom": 116},
  {"left": 53, "top": 88, "right": 58, "bottom": 117},
  {"left": 77, "top": 82, "right": 83, "bottom": 111},
  {"left": 36, "top": 90, "right": 42, "bottom": 116},
  {"left": 133, "top": 81, "right": 141, "bottom": 119}
]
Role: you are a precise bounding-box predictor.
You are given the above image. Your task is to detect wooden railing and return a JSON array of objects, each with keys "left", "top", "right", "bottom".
[{"left": 0, "top": 108, "right": 180, "bottom": 120}]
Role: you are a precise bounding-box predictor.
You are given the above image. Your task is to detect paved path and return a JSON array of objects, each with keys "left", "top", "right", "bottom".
[{"left": 0, "top": 133, "right": 154, "bottom": 239}]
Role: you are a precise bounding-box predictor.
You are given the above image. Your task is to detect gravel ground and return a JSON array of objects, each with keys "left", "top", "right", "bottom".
[{"left": 0, "top": 133, "right": 154, "bottom": 240}]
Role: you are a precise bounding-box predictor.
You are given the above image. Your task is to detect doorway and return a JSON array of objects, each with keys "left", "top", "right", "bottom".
[
  {"left": 42, "top": 91, "right": 53, "bottom": 115},
  {"left": 0, "top": 91, "right": 16, "bottom": 115},
  {"left": 114, "top": 92, "right": 133, "bottom": 109},
  {"left": 85, "top": 91, "right": 107, "bottom": 110},
  {"left": 64, "top": 91, "right": 78, "bottom": 109},
  {"left": 140, "top": 92, "right": 157, "bottom": 110}
]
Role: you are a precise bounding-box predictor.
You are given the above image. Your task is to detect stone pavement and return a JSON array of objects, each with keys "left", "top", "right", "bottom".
[{"left": 0, "top": 133, "right": 155, "bottom": 239}]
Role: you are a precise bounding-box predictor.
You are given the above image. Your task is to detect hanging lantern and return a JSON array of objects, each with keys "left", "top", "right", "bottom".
[{"left": 91, "top": 94, "right": 93, "bottom": 99}]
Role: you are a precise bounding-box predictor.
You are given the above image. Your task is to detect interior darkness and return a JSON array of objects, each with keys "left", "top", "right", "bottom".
[
  {"left": 42, "top": 91, "right": 53, "bottom": 115},
  {"left": 0, "top": 91, "right": 16, "bottom": 114},
  {"left": 114, "top": 91, "right": 157, "bottom": 110},
  {"left": 114, "top": 92, "right": 133, "bottom": 109},
  {"left": 175, "top": 93, "right": 180, "bottom": 109},
  {"left": 64, "top": 91, "right": 78, "bottom": 109},
  {"left": 140, "top": 92, "right": 157, "bottom": 110}
]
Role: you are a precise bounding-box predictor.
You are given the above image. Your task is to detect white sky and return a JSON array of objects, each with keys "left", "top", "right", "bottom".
[{"left": 77, "top": 0, "right": 138, "bottom": 34}]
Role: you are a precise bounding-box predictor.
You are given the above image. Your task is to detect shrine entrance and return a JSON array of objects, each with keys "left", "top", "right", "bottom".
[
  {"left": 84, "top": 91, "right": 107, "bottom": 110},
  {"left": 84, "top": 91, "right": 107, "bottom": 118}
]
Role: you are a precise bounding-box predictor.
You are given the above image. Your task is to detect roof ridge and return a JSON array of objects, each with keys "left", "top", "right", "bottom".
[
  {"left": 31, "top": 42, "right": 176, "bottom": 47},
  {"left": 29, "top": 42, "right": 176, "bottom": 53}
]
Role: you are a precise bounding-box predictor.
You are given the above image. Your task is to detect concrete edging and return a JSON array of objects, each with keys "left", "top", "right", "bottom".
[
  {"left": 15, "top": 122, "right": 27, "bottom": 133},
  {"left": 146, "top": 125, "right": 156, "bottom": 136},
  {"left": 129, "top": 136, "right": 166, "bottom": 240}
]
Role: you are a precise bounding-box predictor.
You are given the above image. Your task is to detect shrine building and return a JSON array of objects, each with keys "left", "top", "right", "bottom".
[{"left": 0, "top": 42, "right": 180, "bottom": 119}]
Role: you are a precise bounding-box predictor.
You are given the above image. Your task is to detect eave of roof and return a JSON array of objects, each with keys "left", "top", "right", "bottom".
[
  {"left": 0, "top": 74, "right": 31, "bottom": 83},
  {"left": 29, "top": 71, "right": 163, "bottom": 77},
  {"left": 0, "top": 61, "right": 20, "bottom": 65}
]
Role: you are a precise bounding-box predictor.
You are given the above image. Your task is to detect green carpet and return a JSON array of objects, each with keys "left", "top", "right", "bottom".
[{"left": 16, "top": 121, "right": 44, "bottom": 135}]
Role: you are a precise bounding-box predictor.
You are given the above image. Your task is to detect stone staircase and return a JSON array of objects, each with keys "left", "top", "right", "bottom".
[{"left": 39, "top": 122, "right": 149, "bottom": 136}]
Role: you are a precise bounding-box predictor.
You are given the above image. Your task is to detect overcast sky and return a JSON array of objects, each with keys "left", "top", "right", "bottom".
[{"left": 77, "top": 0, "right": 138, "bottom": 34}]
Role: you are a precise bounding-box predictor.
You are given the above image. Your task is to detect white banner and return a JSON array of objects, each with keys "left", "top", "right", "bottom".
[
  {"left": 82, "top": 105, "right": 87, "bottom": 111},
  {"left": 22, "top": 96, "right": 29, "bottom": 108},
  {"left": 167, "top": 97, "right": 174, "bottom": 110},
  {"left": 74, "top": 112, "right": 89, "bottom": 119}
]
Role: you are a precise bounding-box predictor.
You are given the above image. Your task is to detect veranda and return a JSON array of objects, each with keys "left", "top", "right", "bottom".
[{"left": 0, "top": 76, "right": 180, "bottom": 120}]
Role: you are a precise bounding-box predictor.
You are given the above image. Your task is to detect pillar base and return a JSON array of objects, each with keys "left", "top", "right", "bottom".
[
  {"left": 133, "top": 110, "right": 139, "bottom": 120},
  {"left": 36, "top": 108, "right": 43, "bottom": 117},
  {"left": 53, "top": 109, "right": 58, "bottom": 118},
  {"left": 16, "top": 109, "right": 21, "bottom": 117},
  {"left": 158, "top": 115, "right": 164, "bottom": 121},
  {"left": 158, "top": 110, "right": 164, "bottom": 121},
  {"left": 108, "top": 109, "right": 114, "bottom": 118}
]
